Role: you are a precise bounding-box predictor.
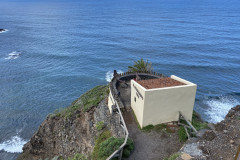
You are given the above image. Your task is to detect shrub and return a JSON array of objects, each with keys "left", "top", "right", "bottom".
[
  {"left": 96, "top": 121, "right": 104, "bottom": 131},
  {"left": 97, "top": 137, "right": 134, "bottom": 160},
  {"left": 92, "top": 130, "right": 112, "bottom": 160}
]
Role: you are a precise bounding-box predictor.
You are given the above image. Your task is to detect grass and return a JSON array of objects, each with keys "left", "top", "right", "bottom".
[
  {"left": 178, "top": 126, "right": 188, "bottom": 142},
  {"left": 67, "top": 154, "right": 87, "bottom": 160},
  {"left": 178, "top": 111, "right": 208, "bottom": 142},
  {"left": 192, "top": 111, "right": 208, "bottom": 131},
  {"left": 96, "top": 121, "right": 105, "bottom": 131},
  {"left": 49, "top": 85, "right": 108, "bottom": 119},
  {"left": 163, "top": 153, "right": 180, "bottom": 160}
]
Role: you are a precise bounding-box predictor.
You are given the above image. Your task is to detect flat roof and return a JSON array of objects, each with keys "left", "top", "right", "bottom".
[{"left": 136, "top": 77, "right": 186, "bottom": 89}]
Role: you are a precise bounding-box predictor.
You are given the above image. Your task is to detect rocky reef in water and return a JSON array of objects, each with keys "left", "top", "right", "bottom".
[{"left": 0, "top": 29, "right": 6, "bottom": 32}]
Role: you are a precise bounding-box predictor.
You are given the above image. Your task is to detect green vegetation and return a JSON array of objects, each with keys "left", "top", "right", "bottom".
[
  {"left": 128, "top": 58, "right": 153, "bottom": 73},
  {"left": 236, "top": 116, "right": 240, "bottom": 120},
  {"left": 50, "top": 85, "right": 108, "bottom": 119},
  {"left": 80, "top": 85, "right": 108, "bottom": 112},
  {"left": 67, "top": 154, "right": 87, "bottom": 160},
  {"left": 163, "top": 153, "right": 180, "bottom": 160},
  {"left": 92, "top": 130, "right": 134, "bottom": 160},
  {"left": 178, "top": 126, "right": 188, "bottom": 142},
  {"left": 92, "top": 130, "right": 112, "bottom": 160},
  {"left": 192, "top": 111, "right": 208, "bottom": 131},
  {"left": 96, "top": 121, "right": 105, "bottom": 131},
  {"left": 142, "top": 125, "right": 155, "bottom": 132}
]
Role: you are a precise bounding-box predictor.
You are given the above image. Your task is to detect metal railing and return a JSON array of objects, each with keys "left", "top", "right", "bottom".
[
  {"left": 178, "top": 111, "right": 197, "bottom": 138},
  {"left": 106, "top": 98, "right": 129, "bottom": 160}
]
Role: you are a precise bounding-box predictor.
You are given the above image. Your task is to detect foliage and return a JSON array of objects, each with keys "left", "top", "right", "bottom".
[
  {"left": 49, "top": 85, "right": 108, "bottom": 119},
  {"left": 92, "top": 130, "right": 112, "bottom": 160},
  {"left": 192, "top": 111, "right": 208, "bottom": 131},
  {"left": 80, "top": 85, "right": 108, "bottom": 112},
  {"left": 67, "top": 154, "right": 87, "bottom": 160},
  {"left": 178, "top": 126, "right": 188, "bottom": 142},
  {"left": 96, "top": 121, "right": 105, "bottom": 131},
  {"left": 142, "top": 125, "right": 154, "bottom": 132},
  {"left": 237, "top": 116, "right": 240, "bottom": 120},
  {"left": 97, "top": 137, "right": 134, "bottom": 160},
  {"left": 163, "top": 153, "right": 180, "bottom": 160},
  {"left": 128, "top": 58, "right": 153, "bottom": 73}
]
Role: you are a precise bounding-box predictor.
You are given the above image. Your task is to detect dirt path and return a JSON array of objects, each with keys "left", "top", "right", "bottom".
[{"left": 123, "top": 110, "right": 183, "bottom": 160}]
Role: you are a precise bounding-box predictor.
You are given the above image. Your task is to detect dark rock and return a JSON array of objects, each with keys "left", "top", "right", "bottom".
[
  {"left": 233, "top": 105, "right": 240, "bottom": 111},
  {"left": 226, "top": 109, "right": 235, "bottom": 117},
  {"left": 202, "top": 130, "right": 216, "bottom": 141},
  {"left": 0, "top": 29, "right": 5, "bottom": 32}
]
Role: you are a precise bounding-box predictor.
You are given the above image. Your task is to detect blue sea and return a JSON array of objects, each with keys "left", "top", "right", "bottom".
[{"left": 0, "top": 0, "right": 240, "bottom": 159}]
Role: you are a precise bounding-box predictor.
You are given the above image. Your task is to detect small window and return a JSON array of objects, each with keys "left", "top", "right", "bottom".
[{"left": 134, "top": 97, "right": 136, "bottom": 102}]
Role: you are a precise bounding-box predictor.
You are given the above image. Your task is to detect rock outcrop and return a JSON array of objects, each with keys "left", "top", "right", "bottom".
[
  {"left": 0, "top": 29, "right": 6, "bottom": 32},
  {"left": 178, "top": 105, "right": 240, "bottom": 160},
  {"left": 17, "top": 86, "right": 124, "bottom": 160}
]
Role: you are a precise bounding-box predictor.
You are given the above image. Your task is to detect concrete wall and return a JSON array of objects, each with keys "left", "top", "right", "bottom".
[
  {"left": 131, "top": 80, "right": 146, "bottom": 127},
  {"left": 131, "top": 75, "right": 197, "bottom": 128}
]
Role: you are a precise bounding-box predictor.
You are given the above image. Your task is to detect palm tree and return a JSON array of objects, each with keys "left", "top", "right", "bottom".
[{"left": 128, "top": 58, "right": 153, "bottom": 72}]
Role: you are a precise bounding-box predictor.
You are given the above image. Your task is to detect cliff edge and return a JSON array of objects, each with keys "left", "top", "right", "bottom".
[{"left": 17, "top": 85, "right": 125, "bottom": 160}]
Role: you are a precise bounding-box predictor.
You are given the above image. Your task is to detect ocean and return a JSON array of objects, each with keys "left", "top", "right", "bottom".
[{"left": 0, "top": 0, "right": 240, "bottom": 159}]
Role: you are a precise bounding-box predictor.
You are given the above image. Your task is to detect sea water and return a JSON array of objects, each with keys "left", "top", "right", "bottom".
[{"left": 0, "top": 0, "right": 240, "bottom": 159}]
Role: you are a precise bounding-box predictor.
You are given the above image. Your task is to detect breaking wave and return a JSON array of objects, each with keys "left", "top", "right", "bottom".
[
  {"left": 203, "top": 95, "right": 240, "bottom": 123},
  {"left": 105, "top": 70, "right": 123, "bottom": 82},
  {"left": 5, "top": 51, "right": 21, "bottom": 60},
  {"left": 0, "top": 136, "right": 27, "bottom": 153}
]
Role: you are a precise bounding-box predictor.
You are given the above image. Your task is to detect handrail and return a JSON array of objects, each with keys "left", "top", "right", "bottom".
[
  {"left": 107, "top": 71, "right": 164, "bottom": 159},
  {"left": 106, "top": 99, "right": 129, "bottom": 160}
]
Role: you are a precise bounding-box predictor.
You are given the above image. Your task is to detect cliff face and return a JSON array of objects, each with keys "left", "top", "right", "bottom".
[{"left": 18, "top": 86, "right": 124, "bottom": 160}]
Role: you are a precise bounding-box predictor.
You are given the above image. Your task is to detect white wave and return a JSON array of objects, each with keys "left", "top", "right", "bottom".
[
  {"left": 204, "top": 96, "right": 240, "bottom": 123},
  {"left": 0, "top": 29, "right": 8, "bottom": 33},
  {"left": 0, "top": 136, "right": 27, "bottom": 153},
  {"left": 5, "top": 51, "right": 21, "bottom": 60},
  {"left": 105, "top": 70, "right": 123, "bottom": 82}
]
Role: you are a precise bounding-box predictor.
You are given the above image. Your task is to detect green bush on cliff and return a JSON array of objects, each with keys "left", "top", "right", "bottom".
[
  {"left": 96, "top": 121, "right": 105, "bottom": 131},
  {"left": 95, "top": 137, "right": 134, "bottom": 160},
  {"left": 92, "top": 130, "right": 112, "bottom": 160}
]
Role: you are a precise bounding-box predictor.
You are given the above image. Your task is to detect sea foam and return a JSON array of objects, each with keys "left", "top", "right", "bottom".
[
  {"left": 5, "top": 51, "right": 21, "bottom": 60},
  {"left": 204, "top": 96, "right": 239, "bottom": 123},
  {"left": 105, "top": 70, "right": 123, "bottom": 82},
  {"left": 0, "top": 136, "right": 27, "bottom": 153}
]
